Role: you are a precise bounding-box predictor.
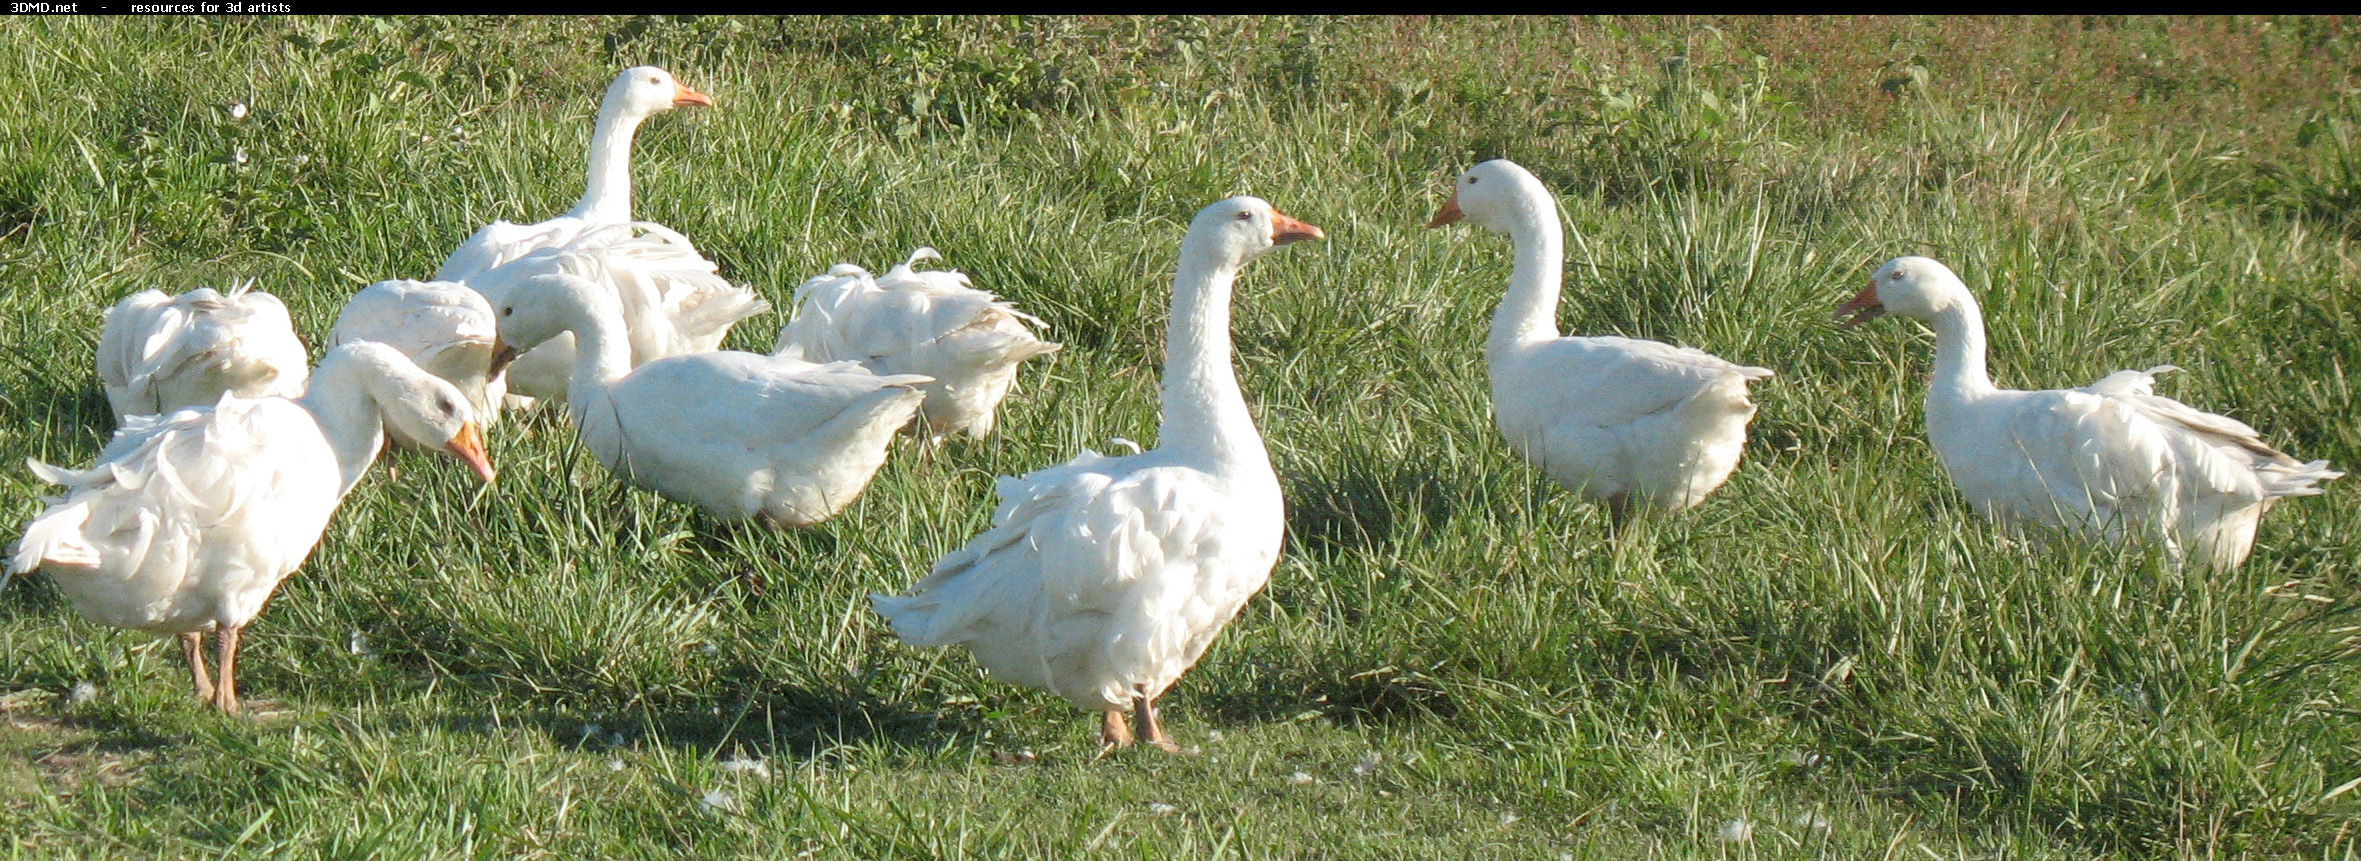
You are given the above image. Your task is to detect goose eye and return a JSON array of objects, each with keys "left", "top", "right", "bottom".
[
  {"left": 1234, "top": 211, "right": 1252, "bottom": 221},
  {"left": 502, "top": 307, "right": 513, "bottom": 317},
  {"left": 649, "top": 76, "right": 661, "bottom": 85}
]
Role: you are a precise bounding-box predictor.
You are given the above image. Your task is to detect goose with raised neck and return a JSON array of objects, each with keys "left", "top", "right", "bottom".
[
  {"left": 434, "top": 67, "right": 763, "bottom": 409},
  {"left": 489, "top": 269, "right": 928, "bottom": 527},
  {"left": 871, "top": 196, "right": 1323, "bottom": 753},
  {"left": 1839, "top": 255, "right": 2339, "bottom": 569},
  {"left": 10, "top": 341, "right": 493, "bottom": 713},
  {"left": 772, "top": 248, "right": 1061, "bottom": 441},
  {"left": 1430, "top": 158, "right": 1773, "bottom": 522}
]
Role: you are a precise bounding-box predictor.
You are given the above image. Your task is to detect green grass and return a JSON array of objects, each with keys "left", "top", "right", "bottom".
[{"left": 3, "top": 15, "right": 2358, "bottom": 859}]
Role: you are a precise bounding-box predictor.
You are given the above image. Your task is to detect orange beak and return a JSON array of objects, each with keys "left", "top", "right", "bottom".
[
  {"left": 673, "top": 83, "right": 714, "bottom": 108},
  {"left": 1427, "top": 190, "right": 1465, "bottom": 228},
  {"left": 488, "top": 339, "right": 519, "bottom": 380},
  {"left": 444, "top": 422, "right": 496, "bottom": 484},
  {"left": 1835, "top": 278, "right": 1885, "bottom": 327},
  {"left": 1270, "top": 210, "right": 1326, "bottom": 245}
]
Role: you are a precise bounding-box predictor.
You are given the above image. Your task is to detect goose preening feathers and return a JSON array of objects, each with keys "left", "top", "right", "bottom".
[
  {"left": 775, "top": 248, "right": 1062, "bottom": 441},
  {"left": 1429, "top": 159, "right": 1773, "bottom": 520},
  {"left": 96, "top": 281, "right": 309, "bottom": 427},
  {"left": 1838, "top": 255, "right": 2340, "bottom": 569},
  {"left": 871, "top": 197, "right": 1323, "bottom": 751},
  {"left": 9, "top": 343, "right": 495, "bottom": 713}
]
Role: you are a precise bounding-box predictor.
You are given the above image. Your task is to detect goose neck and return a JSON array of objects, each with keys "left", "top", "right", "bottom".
[
  {"left": 299, "top": 349, "right": 394, "bottom": 496},
  {"left": 567, "top": 100, "right": 643, "bottom": 223},
  {"left": 558, "top": 291, "right": 635, "bottom": 427},
  {"left": 1925, "top": 293, "right": 1998, "bottom": 412},
  {"left": 1489, "top": 201, "right": 1565, "bottom": 356},
  {"left": 1157, "top": 247, "right": 1267, "bottom": 469}
]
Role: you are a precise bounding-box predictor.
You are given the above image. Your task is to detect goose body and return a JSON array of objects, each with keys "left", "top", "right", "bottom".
[
  {"left": 1839, "top": 255, "right": 2340, "bottom": 569},
  {"left": 872, "top": 197, "right": 1324, "bottom": 750},
  {"left": 1431, "top": 159, "right": 1771, "bottom": 516},
  {"left": 775, "top": 248, "right": 1062, "bottom": 439},
  {"left": 490, "top": 270, "right": 926, "bottom": 527},
  {"left": 96, "top": 281, "right": 309, "bottom": 426},
  {"left": 328, "top": 279, "right": 506, "bottom": 444},
  {"left": 438, "top": 66, "right": 766, "bottom": 405},
  {"left": 9, "top": 343, "right": 495, "bottom": 712}
]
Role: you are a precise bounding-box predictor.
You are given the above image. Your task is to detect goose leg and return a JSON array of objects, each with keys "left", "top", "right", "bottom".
[
  {"left": 1604, "top": 493, "right": 1634, "bottom": 534},
  {"left": 1099, "top": 709, "right": 1133, "bottom": 748},
  {"left": 180, "top": 632, "right": 215, "bottom": 703},
  {"left": 1135, "top": 687, "right": 1182, "bottom": 754},
  {"left": 211, "top": 626, "right": 242, "bottom": 716}
]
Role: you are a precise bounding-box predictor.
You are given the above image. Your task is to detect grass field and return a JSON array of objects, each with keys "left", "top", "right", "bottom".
[{"left": 2, "top": 15, "right": 2358, "bottom": 858}]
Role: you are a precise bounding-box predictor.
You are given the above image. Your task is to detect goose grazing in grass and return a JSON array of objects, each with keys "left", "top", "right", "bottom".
[
  {"left": 1839, "top": 255, "right": 2340, "bottom": 569},
  {"left": 8, "top": 343, "right": 495, "bottom": 714},
  {"left": 774, "top": 247, "right": 1062, "bottom": 441},
  {"left": 1429, "top": 159, "right": 1773, "bottom": 523},
  {"left": 328, "top": 279, "right": 506, "bottom": 446},
  {"left": 872, "top": 196, "right": 1323, "bottom": 752},
  {"left": 438, "top": 66, "right": 767, "bottom": 406},
  {"left": 489, "top": 269, "right": 927, "bottom": 527},
  {"left": 96, "top": 280, "right": 309, "bottom": 426}
]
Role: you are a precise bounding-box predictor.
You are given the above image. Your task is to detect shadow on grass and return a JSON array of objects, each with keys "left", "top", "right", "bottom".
[{"left": 1282, "top": 460, "right": 1457, "bottom": 558}]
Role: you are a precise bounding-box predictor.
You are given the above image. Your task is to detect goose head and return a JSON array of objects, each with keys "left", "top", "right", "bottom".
[
  {"left": 1184, "top": 196, "right": 1325, "bottom": 267},
  {"left": 1838, "top": 256, "right": 1970, "bottom": 327},
  {"left": 603, "top": 65, "right": 713, "bottom": 121},
  {"left": 1427, "top": 158, "right": 1549, "bottom": 232},
  {"left": 381, "top": 374, "right": 497, "bottom": 483},
  {"left": 488, "top": 272, "right": 608, "bottom": 372},
  {"left": 324, "top": 342, "right": 497, "bottom": 482}
]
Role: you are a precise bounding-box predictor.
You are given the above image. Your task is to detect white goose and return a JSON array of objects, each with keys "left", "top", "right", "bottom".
[
  {"left": 1839, "top": 255, "right": 2341, "bottom": 569},
  {"left": 872, "top": 197, "right": 1323, "bottom": 751},
  {"left": 9, "top": 342, "right": 495, "bottom": 714},
  {"left": 775, "top": 247, "right": 1062, "bottom": 440},
  {"left": 328, "top": 279, "right": 506, "bottom": 446},
  {"left": 96, "top": 281, "right": 309, "bottom": 426},
  {"left": 438, "top": 66, "right": 767, "bottom": 405},
  {"left": 489, "top": 269, "right": 928, "bottom": 527},
  {"left": 1429, "top": 159, "right": 1773, "bottom": 521}
]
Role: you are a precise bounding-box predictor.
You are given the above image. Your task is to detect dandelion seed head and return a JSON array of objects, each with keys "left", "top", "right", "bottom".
[
  {"left": 228, "top": 101, "right": 248, "bottom": 120},
  {"left": 1287, "top": 771, "right": 1314, "bottom": 786},
  {"left": 1716, "top": 818, "right": 1753, "bottom": 843},
  {"left": 66, "top": 682, "right": 96, "bottom": 705},
  {"left": 721, "top": 756, "right": 771, "bottom": 779}
]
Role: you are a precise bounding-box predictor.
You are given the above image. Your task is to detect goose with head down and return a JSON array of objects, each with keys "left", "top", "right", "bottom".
[
  {"left": 9, "top": 342, "right": 495, "bottom": 714},
  {"left": 328, "top": 278, "right": 507, "bottom": 446},
  {"left": 489, "top": 267, "right": 927, "bottom": 528}
]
